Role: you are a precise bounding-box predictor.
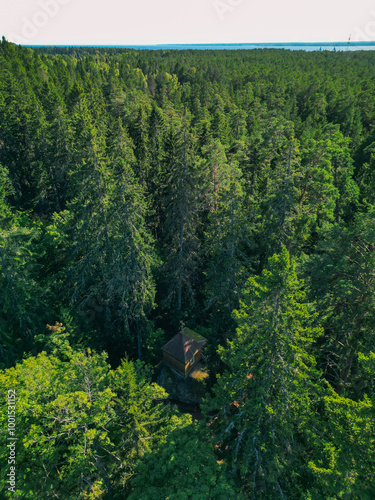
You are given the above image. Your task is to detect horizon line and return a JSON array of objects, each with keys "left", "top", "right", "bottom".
[{"left": 22, "top": 40, "right": 375, "bottom": 47}]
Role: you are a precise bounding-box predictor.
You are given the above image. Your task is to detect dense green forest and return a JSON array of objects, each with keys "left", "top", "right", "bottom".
[{"left": 0, "top": 38, "right": 375, "bottom": 498}]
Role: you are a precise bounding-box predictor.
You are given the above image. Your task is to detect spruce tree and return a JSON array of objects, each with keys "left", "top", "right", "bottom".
[{"left": 204, "top": 247, "right": 323, "bottom": 498}]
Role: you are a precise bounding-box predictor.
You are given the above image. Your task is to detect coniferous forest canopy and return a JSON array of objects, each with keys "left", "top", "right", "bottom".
[{"left": 0, "top": 38, "right": 375, "bottom": 498}]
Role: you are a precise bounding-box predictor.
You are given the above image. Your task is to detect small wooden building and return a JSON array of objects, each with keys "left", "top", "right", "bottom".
[{"left": 162, "top": 327, "right": 207, "bottom": 376}]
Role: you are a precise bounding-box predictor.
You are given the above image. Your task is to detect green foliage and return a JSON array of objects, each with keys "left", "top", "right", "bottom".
[
  {"left": 308, "top": 381, "right": 375, "bottom": 499},
  {"left": 204, "top": 247, "right": 323, "bottom": 498},
  {"left": 129, "top": 422, "right": 242, "bottom": 499},
  {"left": 158, "top": 118, "right": 203, "bottom": 318},
  {"left": 0, "top": 164, "right": 13, "bottom": 221},
  {"left": 306, "top": 206, "right": 375, "bottom": 395},
  {"left": 202, "top": 142, "right": 250, "bottom": 340},
  {"left": 1, "top": 41, "right": 375, "bottom": 498},
  {"left": 0, "top": 213, "right": 48, "bottom": 367},
  {"left": 0, "top": 324, "right": 188, "bottom": 498}
]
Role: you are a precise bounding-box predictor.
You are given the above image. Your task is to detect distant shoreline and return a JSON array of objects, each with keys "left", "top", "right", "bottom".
[
  {"left": 26, "top": 41, "right": 375, "bottom": 47},
  {"left": 25, "top": 41, "right": 375, "bottom": 52}
]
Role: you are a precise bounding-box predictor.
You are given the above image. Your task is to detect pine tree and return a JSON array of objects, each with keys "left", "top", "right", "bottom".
[
  {"left": 306, "top": 206, "right": 375, "bottom": 395},
  {"left": 204, "top": 247, "right": 323, "bottom": 498},
  {"left": 159, "top": 117, "right": 202, "bottom": 319},
  {"left": 64, "top": 100, "right": 156, "bottom": 360},
  {"left": 0, "top": 165, "right": 47, "bottom": 366},
  {"left": 202, "top": 140, "right": 250, "bottom": 341},
  {"left": 308, "top": 352, "right": 375, "bottom": 498}
]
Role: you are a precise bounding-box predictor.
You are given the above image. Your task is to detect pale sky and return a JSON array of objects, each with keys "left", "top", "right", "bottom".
[{"left": 1, "top": 0, "right": 375, "bottom": 46}]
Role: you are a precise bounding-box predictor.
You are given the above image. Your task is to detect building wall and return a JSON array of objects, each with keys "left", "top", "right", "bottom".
[
  {"left": 163, "top": 349, "right": 203, "bottom": 375},
  {"left": 186, "top": 349, "right": 202, "bottom": 374},
  {"left": 163, "top": 351, "right": 186, "bottom": 374}
]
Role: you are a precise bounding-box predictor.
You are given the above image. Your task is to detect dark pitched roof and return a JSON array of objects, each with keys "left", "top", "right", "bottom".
[{"left": 162, "top": 328, "right": 207, "bottom": 364}]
